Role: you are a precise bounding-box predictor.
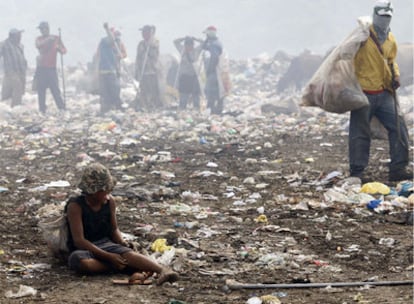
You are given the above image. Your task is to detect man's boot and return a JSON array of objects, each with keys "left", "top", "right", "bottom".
[{"left": 389, "top": 167, "right": 413, "bottom": 182}]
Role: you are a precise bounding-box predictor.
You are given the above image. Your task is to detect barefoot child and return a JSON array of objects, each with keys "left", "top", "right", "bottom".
[{"left": 66, "top": 163, "right": 178, "bottom": 285}]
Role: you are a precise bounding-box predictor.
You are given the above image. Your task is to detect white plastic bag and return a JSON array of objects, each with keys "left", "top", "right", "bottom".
[
  {"left": 38, "top": 214, "right": 69, "bottom": 258},
  {"left": 5, "top": 285, "right": 37, "bottom": 298},
  {"left": 301, "top": 17, "right": 371, "bottom": 113}
]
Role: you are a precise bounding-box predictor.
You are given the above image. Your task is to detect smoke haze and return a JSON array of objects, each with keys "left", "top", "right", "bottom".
[{"left": 1, "top": 0, "right": 413, "bottom": 66}]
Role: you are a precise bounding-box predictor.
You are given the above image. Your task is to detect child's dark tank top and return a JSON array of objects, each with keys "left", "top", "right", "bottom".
[{"left": 66, "top": 195, "right": 112, "bottom": 251}]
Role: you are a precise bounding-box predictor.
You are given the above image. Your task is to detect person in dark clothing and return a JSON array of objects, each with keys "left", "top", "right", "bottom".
[
  {"left": 34, "top": 21, "right": 66, "bottom": 114},
  {"left": 202, "top": 25, "right": 224, "bottom": 114},
  {"left": 0, "top": 28, "right": 27, "bottom": 107},
  {"left": 66, "top": 163, "right": 178, "bottom": 285},
  {"left": 173, "top": 36, "right": 203, "bottom": 111},
  {"left": 96, "top": 29, "right": 126, "bottom": 114}
]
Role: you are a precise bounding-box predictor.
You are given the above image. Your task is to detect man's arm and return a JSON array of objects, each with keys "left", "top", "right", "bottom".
[
  {"left": 173, "top": 38, "right": 184, "bottom": 53},
  {"left": 118, "top": 42, "right": 127, "bottom": 59}
]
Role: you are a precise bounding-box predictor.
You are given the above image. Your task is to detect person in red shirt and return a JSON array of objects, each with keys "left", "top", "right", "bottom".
[{"left": 34, "top": 21, "right": 66, "bottom": 114}]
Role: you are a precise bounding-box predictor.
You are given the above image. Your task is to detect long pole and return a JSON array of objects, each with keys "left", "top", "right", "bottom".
[
  {"left": 58, "top": 28, "right": 66, "bottom": 108},
  {"left": 389, "top": 63, "right": 406, "bottom": 148},
  {"left": 225, "top": 279, "right": 413, "bottom": 290},
  {"left": 103, "top": 22, "right": 139, "bottom": 92},
  {"left": 139, "top": 42, "right": 151, "bottom": 83}
]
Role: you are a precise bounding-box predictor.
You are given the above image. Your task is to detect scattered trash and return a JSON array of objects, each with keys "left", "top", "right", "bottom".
[
  {"left": 151, "top": 238, "right": 172, "bottom": 253},
  {"left": 254, "top": 214, "right": 268, "bottom": 224},
  {"left": 397, "top": 181, "right": 413, "bottom": 197},
  {"left": 379, "top": 238, "right": 396, "bottom": 247},
  {"left": 367, "top": 199, "right": 382, "bottom": 210},
  {"left": 260, "top": 294, "right": 281, "bottom": 304},
  {"left": 5, "top": 285, "right": 37, "bottom": 298},
  {"left": 246, "top": 296, "right": 262, "bottom": 304},
  {"left": 168, "top": 300, "right": 188, "bottom": 304},
  {"left": 360, "top": 182, "right": 390, "bottom": 195},
  {"left": 0, "top": 47, "right": 411, "bottom": 304}
]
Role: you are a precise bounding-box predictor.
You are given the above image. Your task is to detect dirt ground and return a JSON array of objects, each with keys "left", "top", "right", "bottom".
[{"left": 0, "top": 106, "right": 413, "bottom": 304}]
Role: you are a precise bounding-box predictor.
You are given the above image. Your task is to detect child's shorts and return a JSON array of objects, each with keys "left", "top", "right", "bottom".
[{"left": 68, "top": 238, "right": 132, "bottom": 271}]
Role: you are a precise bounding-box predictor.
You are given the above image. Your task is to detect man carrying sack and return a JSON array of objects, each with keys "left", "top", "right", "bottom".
[{"left": 349, "top": 0, "right": 412, "bottom": 182}]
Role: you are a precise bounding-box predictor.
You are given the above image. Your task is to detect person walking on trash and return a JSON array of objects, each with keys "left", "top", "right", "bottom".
[
  {"left": 349, "top": 0, "right": 412, "bottom": 182},
  {"left": 173, "top": 36, "right": 204, "bottom": 111},
  {"left": 96, "top": 27, "right": 126, "bottom": 114},
  {"left": 65, "top": 163, "right": 179, "bottom": 285},
  {"left": 202, "top": 25, "right": 227, "bottom": 115},
  {"left": 135, "top": 25, "right": 163, "bottom": 111},
  {"left": 34, "top": 21, "right": 66, "bottom": 114},
  {"left": 0, "top": 28, "right": 27, "bottom": 108}
]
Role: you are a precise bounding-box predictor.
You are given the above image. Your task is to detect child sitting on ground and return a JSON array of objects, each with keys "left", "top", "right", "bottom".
[{"left": 65, "top": 162, "right": 178, "bottom": 285}]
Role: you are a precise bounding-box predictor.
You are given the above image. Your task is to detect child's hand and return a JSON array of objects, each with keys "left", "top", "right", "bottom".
[
  {"left": 109, "top": 253, "right": 128, "bottom": 270},
  {"left": 123, "top": 240, "right": 140, "bottom": 251}
]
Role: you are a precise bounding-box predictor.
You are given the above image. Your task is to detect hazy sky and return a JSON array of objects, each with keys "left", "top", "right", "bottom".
[{"left": 1, "top": 0, "right": 413, "bottom": 66}]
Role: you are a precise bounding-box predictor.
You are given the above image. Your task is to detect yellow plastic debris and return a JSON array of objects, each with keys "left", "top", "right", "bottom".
[
  {"left": 260, "top": 294, "right": 281, "bottom": 304},
  {"left": 151, "top": 238, "right": 171, "bottom": 253},
  {"left": 254, "top": 214, "right": 268, "bottom": 224},
  {"left": 353, "top": 292, "right": 371, "bottom": 303},
  {"left": 360, "top": 182, "right": 390, "bottom": 195}
]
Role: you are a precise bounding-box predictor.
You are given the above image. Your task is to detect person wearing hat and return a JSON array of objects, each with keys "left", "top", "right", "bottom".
[
  {"left": 0, "top": 28, "right": 27, "bottom": 107},
  {"left": 95, "top": 27, "right": 127, "bottom": 114},
  {"left": 65, "top": 163, "right": 179, "bottom": 285},
  {"left": 349, "top": 0, "right": 412, "bottom": 182},
  {"left": 202, "top": 25, "right": 224, "bottom": 114},
  {"left": 173, "top": 35, "right": 204, "bottom": 111},
  {"left": 34, "top": 21, "right": 66, "bottom": 114},
  {"left": 134, "top": 25, "right": 163, "bottom": 111}
]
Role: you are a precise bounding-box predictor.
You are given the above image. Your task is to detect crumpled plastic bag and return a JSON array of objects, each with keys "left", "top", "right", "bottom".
[
  {"left": 154, "top": 247, "right": 176, "bottom": 266},
  {"left": 301, "top": 16, "right": 371, "bottom": 113},
  {"left": 360, "top": 182, "right": 390, "bottom": 195},
  {"left": 261, "top": 294, "right": 282, "bottom": 304},
  {"left": 5, "top": 285, "right": 37, "bottom": 298},
  {"left": 151, "top": 238, "right": 171, "bottom": 253}
]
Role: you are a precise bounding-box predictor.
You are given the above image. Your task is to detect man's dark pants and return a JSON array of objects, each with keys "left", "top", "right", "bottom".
[
  {"left": 36, "top": 67, "right": 65, "bottom": 113},
  {"left": 349, "top": 90, "right": 409, "bottom": 176}
]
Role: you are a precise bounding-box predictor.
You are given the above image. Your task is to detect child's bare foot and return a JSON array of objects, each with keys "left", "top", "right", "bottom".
[
  {"left": 129, "top": 271, "right": 153, "bottom": 283},
  {"left": 129, "top": 272, "right": 145, "bottom": 283},
  {"left": 156, "top": 268, "right": 179, "bottom": 285}
]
